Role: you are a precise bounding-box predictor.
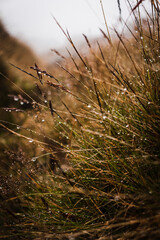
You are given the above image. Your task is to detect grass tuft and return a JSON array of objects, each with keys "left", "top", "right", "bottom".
[{"left": 0, "top": 1, "right": 160, "bottom": 239}]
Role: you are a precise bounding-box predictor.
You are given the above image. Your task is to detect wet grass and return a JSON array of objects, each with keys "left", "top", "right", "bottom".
[{"left": 0, "top": 1, "right": 160, "bottom": 239}]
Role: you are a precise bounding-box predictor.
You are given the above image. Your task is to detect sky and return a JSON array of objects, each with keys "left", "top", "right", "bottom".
[{"left": 0, "top": 0, "right": 150, "bottom": 56}]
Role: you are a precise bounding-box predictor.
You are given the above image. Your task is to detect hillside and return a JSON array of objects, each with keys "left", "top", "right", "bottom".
[
  {"left": 0, "top": 20, "right": 40, "bottom": 105},
  {"left": 0, "top": 1, "right": 160, "bottom": 239}
]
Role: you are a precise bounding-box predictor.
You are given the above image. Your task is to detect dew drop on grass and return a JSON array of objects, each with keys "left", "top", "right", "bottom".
[
  {"left": 17, "top": 126, "right": 20, "bottom": 129},
  {"left": 87, "top": 104, "right": 91, "bottom": 108},
  {"left": 42, "top": 119, "right": 45, "bottom": 122},
  {"left": 20, "top": 101, "right": 24, "bottom": 105},
  {"left": 114, "top": 195, "right": 120, "bottom": 201},
  {"left": 126, "top": 124, "right": 129, "bottom": 128},
  {"left": 31, "top": 158, "right": 36, "bottom": 162},
  {"left": 14, "top": 96, "right": 19, "bottom": 101},
  {"left": 29, "top": 139, "right": 33, "bottom": 143},
  {"left": 103, "top": 115, "right": 107, "bottom": 120},
  {"left": 44, "top": 100, "right": 47, "bottom": 103}
]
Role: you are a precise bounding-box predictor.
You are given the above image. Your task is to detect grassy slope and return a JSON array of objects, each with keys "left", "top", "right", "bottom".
[
  {"left": 0, "top": 20, "right": 40, "bottom": 109},
  {"left": 0, "top": 1, "right": 160, "bottom": 239}
]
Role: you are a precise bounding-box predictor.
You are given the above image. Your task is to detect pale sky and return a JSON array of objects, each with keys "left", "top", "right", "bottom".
[{"left": 0, "top": 0, "right": 150, "bottom": 55}]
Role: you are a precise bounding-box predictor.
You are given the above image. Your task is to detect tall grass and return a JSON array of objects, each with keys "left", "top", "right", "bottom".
[{"left": 0, "top": 0, "right": 160, "bottom": 239}]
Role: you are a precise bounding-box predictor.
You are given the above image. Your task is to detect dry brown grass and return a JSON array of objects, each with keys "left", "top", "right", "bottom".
[{"left": 0, "top": 1, "right": 160, "bottom": 239}]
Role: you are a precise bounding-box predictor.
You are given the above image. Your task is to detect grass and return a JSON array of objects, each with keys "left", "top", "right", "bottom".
[{"left": 0, "top": 0, "right": 160, "bottom": 239}]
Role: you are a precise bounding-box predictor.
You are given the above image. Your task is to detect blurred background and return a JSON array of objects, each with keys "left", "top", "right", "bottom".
[
  {"left": 0, "top": 0, "right": 140, "bottom": 56},
  {"left": 0, "top": 0, "right": 151, "bottom": 110}
]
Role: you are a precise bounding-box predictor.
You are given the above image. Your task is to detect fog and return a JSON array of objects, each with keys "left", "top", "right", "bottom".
[{"left": 0, "top": 0, "right": 150, "bottom": 55}]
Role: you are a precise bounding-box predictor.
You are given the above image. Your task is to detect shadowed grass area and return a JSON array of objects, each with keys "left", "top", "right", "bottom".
[{"left": 0, "top": 1, "right": 160, "bottom": 239}]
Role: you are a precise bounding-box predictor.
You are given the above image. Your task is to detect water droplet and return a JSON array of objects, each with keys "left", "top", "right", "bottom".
[
  {"left": 44, "top": 100, "right": 47, "bottom": 103},
  {"left": 29, "top": 139, "right": 33, "bottom": 143},
  {"left": 20, "top": 101, "right": 24, "bottom": 105},
  {"left": 123, "top": 88, "right": 127, "bottom": 92},
  {"left": 87, "top": 104, "right": 91, "bottom": 108},
  {"left": 103, "top": 115, "right": 107, "bottom": 120},
  {"left": 126, "top": 124, "right": 129, "bottom": 128},
  {"left": 41, "top": 119, "right": 45, "bottom": 122},
  {"left": 17, "top": 126, "right": 20, "bottom": 129},
  {"left": 114, "top": 195, "right": 120, "bottom": 201},
  {"left": 31, "top": 158, "right": 36, "bottom": 162},
  {"left": 14, "top": 96, "right": 19, "bottom": 101},
  {"left": 140, "top": 36, "right": 143, "bottom": 40}
]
